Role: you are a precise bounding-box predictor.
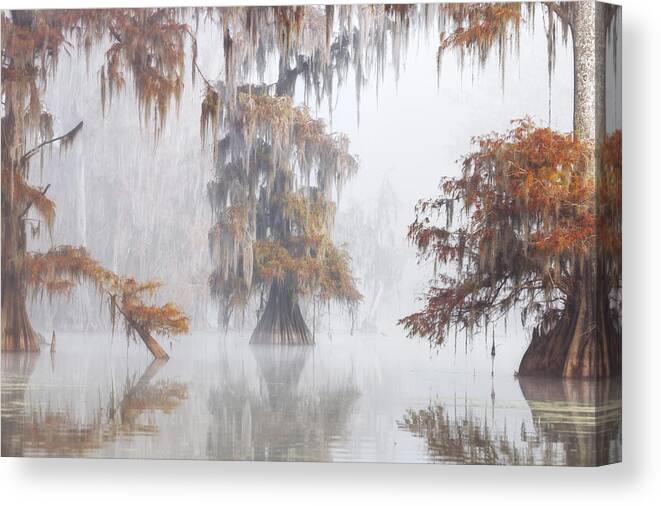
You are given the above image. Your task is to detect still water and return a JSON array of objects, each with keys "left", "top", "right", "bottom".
[{"left": 1, "top": 331, "right": 621, "bottom": 465}]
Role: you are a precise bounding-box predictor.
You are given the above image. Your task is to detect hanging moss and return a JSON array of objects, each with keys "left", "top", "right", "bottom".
[
  {"left": 399, "top": 119, "right": 595, "bottom": 344},
  {"left": 1, "top": 10, "right": 191, "bottom": 355}
]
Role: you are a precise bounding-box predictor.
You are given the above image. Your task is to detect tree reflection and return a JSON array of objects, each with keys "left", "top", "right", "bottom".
[
  {"left": 519, "top": 377, "right": 621, "bottom": 466},
  {"left": 1, "top": 356, "right": 187, "bottom": 457},
  {"left": 398, "top": 399, "right": 528, "bottom": 465},
  {"left": 1, "top": 353, "right": 39, "bottom": 456},
  {"left": 398, "top": 378, "right": 621, "bottom": 466},
  {"left": 207, "top": 345, "right": 359, "bottom": 461}
]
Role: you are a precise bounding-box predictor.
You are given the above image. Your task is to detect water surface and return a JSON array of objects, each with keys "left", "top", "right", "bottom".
[{"left": 1, "top": 331, "right": 621, "bottom": 465}]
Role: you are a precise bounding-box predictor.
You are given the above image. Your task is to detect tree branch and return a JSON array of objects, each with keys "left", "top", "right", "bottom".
[
  {"left": 545, "top": 2, "right": 572, "bottom": 29},
  {"left": 19, "top": 183, "right": 50, "bottom": 219},
  {"left": 21, "top": 121, "right": 84, "bottom": 165},
  {"left": 194, "top": 60, "right": 213, "bottom": 88}
]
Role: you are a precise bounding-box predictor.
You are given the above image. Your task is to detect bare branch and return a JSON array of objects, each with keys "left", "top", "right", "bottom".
[
  {"left": 21, "top": 121, "right": 83, "bottom": 165},
  {"left": 193, "top": 60, "right": 213, "bottom": 88}
]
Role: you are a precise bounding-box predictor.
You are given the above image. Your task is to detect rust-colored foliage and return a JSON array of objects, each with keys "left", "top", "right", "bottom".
[
  {"left": 1, "top": 10, "right": 191, "bottom": 354},
  {"left": 24, "top": 246, "right": 189, "bottom": 339},
  {"left": 254, "top": 238, "right": 361, "bottom": 306},
  {"left": 99, "top": 9, "right": 189, "bottom": 132},
  {"left": 2, "top": 8, "right": 192, "bottom": 161},
  {"left": 207, "top": 86, "right": 361, "bottom": 327},
  {"left": 435, "top": 2, "right": 573, "bottom": 94},
  {"left": 439, "top": 3, "right": 523, "bottom": 68},
  {"left": 1, "top": 168, "right": 56, "bottom": 231},
  {"left": 400, "top": 119, "right": 596, "bottom": 344}
]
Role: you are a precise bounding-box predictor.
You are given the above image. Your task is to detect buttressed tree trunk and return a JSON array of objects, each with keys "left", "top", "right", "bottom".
[
  {"left": 519, "top": 2, "right": 620, "bottom": 378},
  {"left": 250, "top": 279, "right": 312, "bottom": 345},
  {"left": 1, "top": 219, "right": 41, "bottom": 352}
]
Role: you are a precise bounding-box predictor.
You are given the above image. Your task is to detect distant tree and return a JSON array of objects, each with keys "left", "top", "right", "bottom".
[
  {"left": 335, "top": 179, "right": 405, "bottom": 333},
  {"left": 400, "top": 2, "right": 621, "bottom": 378},
  {"left": 1, "top": 10, "right": 191, "bottom": 357}
]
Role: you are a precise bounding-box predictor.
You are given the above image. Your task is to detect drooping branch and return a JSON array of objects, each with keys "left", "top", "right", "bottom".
[
  {"left": 98, "top": 9, "right": 190, "bottom": 131},
  {"left": 18, "top": 184, "right": 51, "bottom": 222},
  {"left": 24, "top": 246, "right": 189, "bottom": 357},
  {"left": 2, "top": 169, "right": 55, "bottom": 230},
  {"left": 20, "top": 121, "right": 83, "bottom": 165}
]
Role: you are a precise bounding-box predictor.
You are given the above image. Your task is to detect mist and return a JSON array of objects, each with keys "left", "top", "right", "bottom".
[{"left": 21, "top": 7, "right": 576, "bottom": 374}]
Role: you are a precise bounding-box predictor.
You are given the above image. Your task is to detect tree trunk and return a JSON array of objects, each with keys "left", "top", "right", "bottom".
[
  {"left": 1, "top": 80, "right": 41, "bottom": 352},
  {"left": 572, "top": 1, "right": 604, "bottom": 150},
  {"left": 1, "top": 195, "right": 41, "bottom": 352},
  {"left": 519, "top": 2, "right": 619, "bottom": 379},
  {"left": 1, "top": 283, "right": 41, "bottom": 352},
  {"left": 518, "top": 261, "right": 620, "bottom": 378},
  {"left": 133, "top": 323, "right": 170, "bottom": 360},
  {"left": 250, "top": 280, "right": 312, "bottom": 345}
]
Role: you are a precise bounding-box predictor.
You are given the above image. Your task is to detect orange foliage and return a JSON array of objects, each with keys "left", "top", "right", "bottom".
[
  {"left": 99, "top": 9, "right": 189, "bottom": 131},
  {"left": 2, "top": 10, "right": 191, "bottom": 354},
  {"left": 439, "top": 3, "right": 523, "bottom": 64},
  {"left": 2, "top": 9, "right": 191, "bottom": 166},
  {"left": 459, "top": 120, "right": 594, "bottom": 256},
  {"left": 24, "top": 246, "right": 189, "bottom": 339},
  {"left": 400, "top": 119, "right": 596, "bottom": 345},
  {"left": 254, "top": 237, "right": 361, "bottom": 306},
  {"left": 436, "top": 2, "right": 525, "bottom": 82},
  {"left": 1, "top": 168, "right": 56, "bottom": 231}
]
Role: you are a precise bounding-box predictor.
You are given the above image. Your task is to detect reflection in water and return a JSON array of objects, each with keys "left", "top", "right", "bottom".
[
  {"left": 519, "top": 377, "right": 622, "bottom": 466},
  {"left": 1, "top": 332, "right": 622, "bottom": 463},
  {"left": 398, "top": 378, "right": 621, "bottom": 466},
  {"left": 1, "top": 355, "right": 187, "bottom": 457},
  {"left": 117, "top": 360, "right": 188, "bottom": 433},
  {"left": 207, "top": 345, "right": 360, "bottom": 461},
  {"left": 1, "top": 353, "right": 39, "bottom": 457},
  {"left": 399, "top": 401, "right": 527, "bottom": 465}
]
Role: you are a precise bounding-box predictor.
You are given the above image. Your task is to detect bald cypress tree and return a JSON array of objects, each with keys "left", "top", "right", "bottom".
[
  {"left": 201, "top": 6, "right": 433, "bottom": 343},
  {"left": 203, "top": 8, "right": 362, "bottom": 344},
  {"left": 400, "top": 2, "right": 621, "bottom": 378},
  {"left": 1, "top": 10, "right": 191, "bottom": 357}
]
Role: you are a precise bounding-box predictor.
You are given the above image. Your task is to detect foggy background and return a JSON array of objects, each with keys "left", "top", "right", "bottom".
[{"left": 28, "top": 7, "right": 575, "bottom": 374}]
